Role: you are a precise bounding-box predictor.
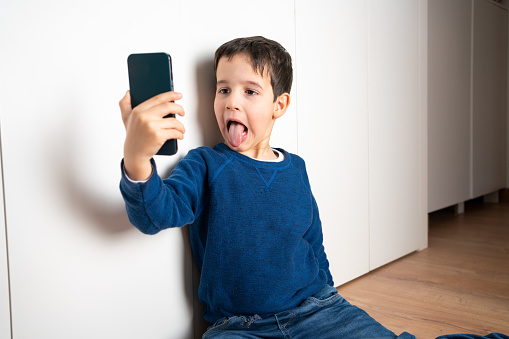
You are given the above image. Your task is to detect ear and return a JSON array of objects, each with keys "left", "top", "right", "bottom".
[{"left": 273, "top": 93, "right": 290, "bottom": 119}]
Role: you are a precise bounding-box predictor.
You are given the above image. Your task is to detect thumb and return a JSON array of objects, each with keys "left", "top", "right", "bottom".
[{"left": 119, "top": 91, "right": 132, "bottom": 128}]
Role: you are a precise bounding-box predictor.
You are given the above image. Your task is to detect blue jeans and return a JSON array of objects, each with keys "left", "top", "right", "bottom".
[
  {"left": 202, "top": 284, "right": 415, "bottom": 339},
  {"left": 437, "top": 335, "right": 509, "bottom": 339}
]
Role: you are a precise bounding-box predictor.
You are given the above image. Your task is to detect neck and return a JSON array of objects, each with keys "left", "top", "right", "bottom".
[{"left": 240, "top": 145, "right": 278, "bottom": 161}]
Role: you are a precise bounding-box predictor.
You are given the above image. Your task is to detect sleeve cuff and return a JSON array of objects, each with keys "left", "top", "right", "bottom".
[
  {"left": 120, "top": 158, "right": 162, "bottom": 204},
  {"left": 123, "top": 166, "right": 154, "bottom": 184},
  {"left": 121, "top": 159, "right": 155, "bottom": 184}
]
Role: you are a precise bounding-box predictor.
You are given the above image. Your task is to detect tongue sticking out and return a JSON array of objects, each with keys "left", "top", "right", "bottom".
[{"left": 228, "top": 121, "right": 247, "bottom": 147}]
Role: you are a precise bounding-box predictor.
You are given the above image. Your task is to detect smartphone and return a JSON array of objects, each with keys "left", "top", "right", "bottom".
[{"left": 127, "top": 52, "right": 177, "bottom": 156}]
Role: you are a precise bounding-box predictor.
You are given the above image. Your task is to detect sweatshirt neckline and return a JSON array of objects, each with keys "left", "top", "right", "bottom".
[{"left": 216, "top": 143, "right": 291, "bottom": 168}]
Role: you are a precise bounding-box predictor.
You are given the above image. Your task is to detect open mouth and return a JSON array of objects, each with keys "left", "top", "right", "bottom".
[{"left": 227, "top": 120, "right": 248, "bottom": 147}]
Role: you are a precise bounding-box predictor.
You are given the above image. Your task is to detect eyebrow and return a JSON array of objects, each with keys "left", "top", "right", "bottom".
[{"left": 216, "top": 79, "right": 264, "bottom": 90}]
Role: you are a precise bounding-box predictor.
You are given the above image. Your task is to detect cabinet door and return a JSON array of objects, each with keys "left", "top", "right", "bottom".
[
  {"left": 472, "top": 0, "right": 508, "bottom": 198},
  {"left": 0, "top": 141, "right": 10, "bottom": 339},
  {"left": 428, "top": 0, "right": 472, "bottom": 213},
  {"left": 0, "top": 2, "right": 194, "bottom": 332},
  {"left": 295, "top": 0, "right": 370, "bottom": 285},
  {"left": 368, "top": 0, "right": 421, "bottom": 270},
  {"left": 296, "top": 0, "right": 425, "bottom": 282},
  {"left": 0, "top": 1, "right": 296, "bottom": 338}
]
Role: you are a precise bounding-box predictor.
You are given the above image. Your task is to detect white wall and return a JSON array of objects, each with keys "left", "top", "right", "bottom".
[
  {"left": 0, "top": 1, "right": 296, "bottom": 338},
  {"left": 0, "top": 0, "right": 428, "bottom": 337}
]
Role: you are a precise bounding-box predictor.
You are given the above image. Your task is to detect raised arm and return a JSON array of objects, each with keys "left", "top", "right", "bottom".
[{"left": 119, "top": 90, "right": 185, "bottom": 181}]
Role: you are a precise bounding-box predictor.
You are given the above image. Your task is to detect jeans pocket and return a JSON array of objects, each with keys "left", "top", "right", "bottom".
[
  {"left": 202, "top": 317, "right": 232, "bottom": 338},
  {"left": 307, "top": 289, "right": 342, "bottom": 307}
]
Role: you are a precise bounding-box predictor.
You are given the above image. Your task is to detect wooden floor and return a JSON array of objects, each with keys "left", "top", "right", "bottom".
[{"left": 337, "top": 190, "right": 509, "bottom": 338}]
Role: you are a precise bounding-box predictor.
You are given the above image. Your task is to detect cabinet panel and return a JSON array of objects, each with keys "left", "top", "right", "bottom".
[
  {"left": 0, "top": 1, "right": 296, "bottom": 338},
  {"left": 368, "top": 0, "right": 421, "bottom": 269},
  {"left": 0, "top": 136, "right": 10, "bottom": 339},
  {"left": 296, "top": 0, "right": 425, "bottom": 280},
  {"left": 428, "top": 0, "right": 472, "bottom": 212},
  {"left": 472, "top": 0, "right": 508, "bottom": 197},
  {"left": 0, "top": 2, "right": 194, "bottom": 332},
  {"left": 295, "top": 0, "right": 370, "bottom": 285}
]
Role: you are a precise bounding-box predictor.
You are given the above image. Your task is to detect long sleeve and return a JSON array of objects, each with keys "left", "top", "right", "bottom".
[
  {"left": 303, "top": 195, "right": 334, "bottom": 286},
  {"left": 119, "top": 154, "right": 208, "bottom": 235}
]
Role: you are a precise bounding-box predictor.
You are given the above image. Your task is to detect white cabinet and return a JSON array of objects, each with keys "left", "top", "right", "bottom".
[
  {"left": 367, "top": 0, "right": 422, "bottom": 270},
  {"left": 1, "top": 0, "right": 429, "bottom": 336},
  {"left": 296, "top": 0, "right": 426, "bottom": 284},
  {"left": 295, "top": 0, "right": 371, "bottom": 285},
  {"left": 472, "top": 0, "right": 508, "bottom": 197},
  {"left": 428, "top": 0, "right": 508, "bottom": 212},
  {"left": 0, "top": 1, "right": 296, "bottom": 338},
  {"left": 428, "top": 0, "right": 472, "bottom": 212},
  {"left": 0, "top": 142, "right": 10, "bottom": 339}
]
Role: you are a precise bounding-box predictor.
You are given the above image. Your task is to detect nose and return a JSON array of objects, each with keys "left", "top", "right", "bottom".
[{"left": 226, "top": 91, "right": 240, "bottom": 111}]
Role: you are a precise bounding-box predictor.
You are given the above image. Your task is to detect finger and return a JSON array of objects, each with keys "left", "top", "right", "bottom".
[
  {"left": 159, "top": 128, "right": 185, "bottom": 141},
  {"left": 137, "top": 91, "right": 183, "bottom": 111},
  {"left": 145, "top": 116, "right": 186, "bottom": 138},
  {"left": 119, "top": 91, "right": 132, "bottom": 126},
  {"left": 153, "top": 101, "right": 185, "bottom": 118},
  {"left": 160, "top": 116, "right": 186, "bottom": 135},
  {"left": 137, "top": 101, "right": 185, "bottom": 121},
  {"left": 119, "top": 90, "right": 131, "bottom": 111}
]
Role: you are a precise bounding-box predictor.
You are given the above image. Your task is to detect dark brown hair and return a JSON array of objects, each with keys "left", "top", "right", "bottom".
[{"left": 214, "top": 36, "right": 293, "bottom": 101}]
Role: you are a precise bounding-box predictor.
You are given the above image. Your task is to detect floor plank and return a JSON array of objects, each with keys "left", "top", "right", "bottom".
[{"left": 337, "top": 190, "right": 509, "bottom": 338}]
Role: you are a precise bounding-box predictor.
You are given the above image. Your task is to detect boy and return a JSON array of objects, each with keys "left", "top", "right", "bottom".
[{"left": 119, "top": 36, "right": 415, "bottom": 338}]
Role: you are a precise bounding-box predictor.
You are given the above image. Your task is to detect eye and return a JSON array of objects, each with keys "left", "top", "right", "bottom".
[
  {"left": 218, "top": 88, "right": 229, "bottom": 94},
  {"left": 246, "top": 89, "right": 258, "bottom": 95}
]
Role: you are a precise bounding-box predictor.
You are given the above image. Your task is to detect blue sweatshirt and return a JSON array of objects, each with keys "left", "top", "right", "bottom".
[{"left": 120, "top": 143, "right": 333, "bottom": 323}]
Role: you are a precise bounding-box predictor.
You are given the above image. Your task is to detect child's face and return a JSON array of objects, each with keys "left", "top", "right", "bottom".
[{"left": 214, "top": 54, "right": 281, "bottom": 158}]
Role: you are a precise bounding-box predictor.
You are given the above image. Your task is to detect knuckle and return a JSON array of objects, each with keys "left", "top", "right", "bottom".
[
  {"left": 155, "top": 91, "right": 171, "bottom": 102},
  {"left": 131, "top": 107, "right": 141, "bottom": 116},
  {"left": 161, "top": 101, "right": 172, "bottom": 111},
  {"left": 137, "top": 114, "right": 149, "bottom": 125},
  {"left": 146, "top": 120, "right": 158, "bottom": 131},
  {"left": 154, "top": 130, "right": 165, "bottom": 141}
]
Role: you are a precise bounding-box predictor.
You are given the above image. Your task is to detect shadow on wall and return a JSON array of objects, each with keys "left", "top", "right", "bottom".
[
  {"left": 55, "top": 57, "right": 222, "bottom": 237},
  {"left": 62, "top": 173, "right": 133, "bottom": 234},
  {"left": 55, "top": 118, "right": 133, "bottom": 235},
  {"left": 192, "top": 56, "right": 220, "bottom": 337},
  {"left": 56, "top": 117, "right": 197, "bottom": 334},
  {"left": 195, "top": 56, "right": 223, "bottom": 148},
  {"left": 56, "top": 57, "right": 219, "bottom": 337},
  {"left": 58, "top": 137, "right": 185, "bottom": 235}
]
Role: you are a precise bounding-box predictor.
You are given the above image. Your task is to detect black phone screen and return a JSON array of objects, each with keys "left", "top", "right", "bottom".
[{"left": 127, "top": 53, "right": 177, "bottom": 155}]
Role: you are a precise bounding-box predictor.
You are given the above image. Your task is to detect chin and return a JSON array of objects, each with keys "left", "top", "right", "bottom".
[{"left": 225, "top": 142, "right": 248, "bottom": 153}]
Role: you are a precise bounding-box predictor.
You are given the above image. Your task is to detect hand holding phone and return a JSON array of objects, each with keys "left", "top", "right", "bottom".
[
  {"left": 120, "top": 53, "right": 185, "bottom": 180},
  {"left": 127, "top": 53, "right": 178, "bottom": 156}
]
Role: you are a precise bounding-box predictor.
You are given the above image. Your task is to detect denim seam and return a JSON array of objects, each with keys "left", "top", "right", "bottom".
[
  {"left": 280, "top": 311, "right": 294, "bottom": 329},
  {"left": 202, "top": 317, "right": 234, "bottom": 337},
  {"left": 306, "top": 293, "right": 341, "bottom": 307},
  {"left": 276, "top": 311, "right": 294, "bottom": 339}
]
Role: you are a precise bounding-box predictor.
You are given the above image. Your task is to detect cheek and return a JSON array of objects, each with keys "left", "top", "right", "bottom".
[
  {"left": 213, "top": 99, "right": 224, "bottom": 127},
  {"left": 213, "top": 96, "right": 219, "bottom": 112}
]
